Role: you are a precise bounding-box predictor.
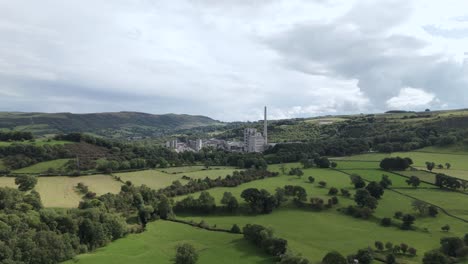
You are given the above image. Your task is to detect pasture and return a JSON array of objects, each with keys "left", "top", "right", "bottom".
[
  {"left": 0, "top": 139, "right": 72, "bottom": 147},
  {"left": 63, "top": 220, "right": 272, "bottom": 264},
  {"left": 117, "top": 167, "right": 238, "bottom": 190},
  {"left": 13, "top": 159, "right": 71, "bottom": 174}
]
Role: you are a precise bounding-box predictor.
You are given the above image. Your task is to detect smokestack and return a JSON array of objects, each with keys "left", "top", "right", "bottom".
[{"left": 264, "top": 106, "right": 267, "bottom": 146}]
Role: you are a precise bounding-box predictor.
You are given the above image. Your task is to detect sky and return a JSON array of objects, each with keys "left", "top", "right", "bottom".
[{"left": 0, "top": 0, "right": 468, "bottom": 121}]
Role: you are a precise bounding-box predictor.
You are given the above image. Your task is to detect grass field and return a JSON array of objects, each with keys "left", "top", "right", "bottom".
[
  {"left": 63, "top": 220, "right": 272, "bottom": 264},
  {"left": 0, "top": 139, "right": 72, "bottom": 147},
  {"left": 0, "top": 175, "right": 122, "bottom": 208},
  {"left": 117, "top": 167, "right": 238, "bottom": 190},
  {"left": 13, "top": 159, "right": 71, "bottom": 174},
  {"left": 54, "top": 161, "right": 468, "bottom": 263},
  {"left": 157, "top": 166, "right": 235, "bottom": 174}
]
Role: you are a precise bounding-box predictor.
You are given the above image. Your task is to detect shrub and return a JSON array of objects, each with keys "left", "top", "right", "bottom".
[
  {"left": 322, "top": 251, "right": 347, "bottom": 264},
  {"left": 385, "top": 242, "right": 393, "bottom": 251},
  {"left": 374, "top": 241, "right": 384, "bottom": 251},
  {"left": 318, "top": 181, "right": 327, "bottom": 188},
  {"left": 230, "top": 224, "right": 241, "bottom": 234},
  {"left": 340, "top": 189, "right": 350, "bottom": 197},
  {"left": 381, "top": 218, "right": 392, "bottom": 227},
  {"left": 328, "top": 187, "right": 338, "bottom": 195},
  {"left": 408, "top": 247, "right": 417, "bottom": 256},
  {"left": 394, "top": 211, "right": 403, "bottom": 219},
  {"left": 386, "top": 254, "right": 396, "bottom": 264}
]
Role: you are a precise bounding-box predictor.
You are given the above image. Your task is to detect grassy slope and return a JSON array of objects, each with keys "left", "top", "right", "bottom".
[
  {"left": 0, "top": 139, "right": 71, "bottom": 146},
  {"left": 13, "top": 159, "right": 71, "bottom": 174},
  {"left": 117, "top": 168, "right": 238, "bottom": 190},
  {"left": 63, "top": 221, "right": 272, "bottom": 264},
  {"left": 0, "top": 175, "right": 122, "bottom": 208},
  {"left": 175, "top": 164, "right": 468, "bottom": 262}
]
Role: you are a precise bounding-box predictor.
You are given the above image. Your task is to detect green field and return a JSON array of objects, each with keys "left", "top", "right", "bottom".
[
  {"left": 117, "top": 167, "right": 238, "bottom": 190},
  {"left": 0, "top": 139, "right": 72, "bottom": 147},
  {"left": 0, "top": 175, "right": 122, "bottom": 208},
  {"left": 63, "top": 220, "right": 272, "bottom": 264},
  {"left": 13, "top": 159, "right": 71, "bottom": 174},
  {"left": 157, "top": 166, "right": 236, "bottom": 174}
]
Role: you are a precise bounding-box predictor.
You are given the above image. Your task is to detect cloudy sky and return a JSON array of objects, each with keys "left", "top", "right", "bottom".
[{"left": 1, "top": 0, "right": 468, "bottom": 121}]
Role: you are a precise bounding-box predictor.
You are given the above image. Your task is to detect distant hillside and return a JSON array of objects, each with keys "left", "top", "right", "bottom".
[{"left": 0, "top": 112, "right": 222, "bottom": 138}]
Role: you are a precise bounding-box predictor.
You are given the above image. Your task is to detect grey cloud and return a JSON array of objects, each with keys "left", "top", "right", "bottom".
[
  {"left": 423, "top": 25, "right": 468, "bottom": 39},
  {"left": 267, "top": 2, "right": 468, "bottom": 110}
]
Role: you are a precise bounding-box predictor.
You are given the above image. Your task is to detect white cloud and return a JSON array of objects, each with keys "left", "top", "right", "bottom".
[
  {"left": 386, "top": 87, "right": 436, "bottom": 109},
  {"left": 0, "top": 0, "right": 467, "bottom": 120}
]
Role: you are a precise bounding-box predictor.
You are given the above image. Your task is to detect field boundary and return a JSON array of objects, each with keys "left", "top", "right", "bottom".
[
  {"left": 166, "top": 218, "right": 237, "bottom": 234},
  {"left": 333, "top": 169, "right": 468, "bottom": 223}
]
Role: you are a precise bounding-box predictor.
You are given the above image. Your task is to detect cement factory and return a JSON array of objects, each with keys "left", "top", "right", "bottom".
[{"left": 165, "top": 106, "right": 270, "bottom": 153}]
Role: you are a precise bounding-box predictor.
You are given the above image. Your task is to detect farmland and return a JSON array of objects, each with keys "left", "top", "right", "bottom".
[{"left": 63, "top": 221, "right": 272, "bottom": 264}]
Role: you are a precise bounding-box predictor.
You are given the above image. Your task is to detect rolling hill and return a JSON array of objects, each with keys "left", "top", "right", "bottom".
[{"left": 0, "top": 112, "right": 222, "bottom": 138}]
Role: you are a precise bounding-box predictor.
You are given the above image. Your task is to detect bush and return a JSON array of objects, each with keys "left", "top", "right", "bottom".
[
  {"left": 394, "top": 211, "right": 403, "bottom": 219},
  {"left": 322, "top": 251, "right": 347, "bottom": 264},
  {"left": 230, "top": 224, "right": 241, "bottom": 234},
  {"left": 175, "top": 243, "right": 198, "bottom": 264},
  {"left": 328, "top": 187, "right": 338, "bottom": 195},
  {"left": 386, "top": 254, "right": 396, "bottom": 264},
  {"left": 318, "top": 181, "right": 327, "bottom": 188},
  {"left": 374, "top": 241, "right": 384, "bottom": 251},
  {"left": 408, "top": 247, "right": 417, "bottom": 256},
  {"left": 422, "top": 250, "right": 449, "bottom": 264},
  {"left": 381, "top": 218, "right": 392, "bottom": 227}
]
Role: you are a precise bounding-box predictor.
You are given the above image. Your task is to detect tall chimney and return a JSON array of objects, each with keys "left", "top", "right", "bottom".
[{"left": 264, "top": 106, "right": 267, "bottom": 146}]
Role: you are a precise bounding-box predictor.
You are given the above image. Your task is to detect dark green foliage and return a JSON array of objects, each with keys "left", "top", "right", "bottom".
[
  {"left": 350, "top": 174, "right": 366, "bottom": 189},
  {"left": 426, "top": 162, "right": 436, "bottom": 172},
  {"left": 380, "top": 157, "right": 413, "bottom": 171},
  {"left": 354, "top": 189, "right": 378, "bottom": 209},
  {"left": 406, "top": 176, "right": 421, "bottom": 188},
  {"left": 386, "top": 254, "right": 396, "bottom": 264},
  {"left": 394, "top": 211, "right": 403, "bottom": 219},
  {"left": 428, "top": 206, "right": 438, "bottom": 217},
  {"left": 401, "top": 214, "right": 416, "bottom": 230},
  {"left": 423, "top": 250, "right": 450, "bottom": 264},
  {"left": 314, "top": 157, "right": 331, "bottom": 168},
  {"left": 0, "top": 131, "right": 33, "bottom": 141},
  {"left": 381, "top": 218, "right": 392, "bottom": 227},
  {"left": 374, "top": 241, "right": 384, "bottom": 251},
  {"left": 365, "top": 181, "right": 384, "bottom": 199},
  {"left": 408, "top": 247, "right": 417, "bottom": 256},
  {"left": 322, "top": 251, "right": 347, "bottom": 264},
  {"left": 380, "top": 175, "right": 392, "bottom": 189},
  {"left": 340, "top": 189, "right": 350, "bottom": 197},
  {"left": 241, "top": 188, "right": 277, "bottom": 214},
  {"left": 174, "top": 192, "right": 216, "bottom": 214},
  {"left": 221, "top": 192, "right": 239, "bottom": 213},
  {"left": 318, "top": 181, "right": 327, "bottom": 188},
  {"left": 435, "top": 174, "right": 462, "bottom": 189},
  {"left": 230, "top": 224, "right": 241, "bottom": 234},
  {"left": 14, "top": 175, "right": 38, "bottom": 192},
  {"left": 175, "top": 243, "right": 198, "bottom": 264},
  {"left": 308, "top": 176, "right": 315, "bottom": 183},
  {"left": 441, "top": 225, "right": 450, "bottom": 232},
  {"left": 440, "top": 237, "right": 464, "bottom": 257},
  {"left": 354, "top": 249, "right": 373, "bottom": 264},
  {"left": 328, "top": 187, "right": 338, "bottom": 195},
  {"left": 242, "top": 224, "right": 287, "bottom": 257},
  {"left": 289, "top": 168, "right": 304, "bottom": 177}
]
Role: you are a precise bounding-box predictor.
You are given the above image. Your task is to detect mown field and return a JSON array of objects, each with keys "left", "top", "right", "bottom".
[
  {"left": 13, "top": 159, "right": 71, "bottom": 174},
  {"left": 63, "top": 221, "right": 272, "bottom": 264}
]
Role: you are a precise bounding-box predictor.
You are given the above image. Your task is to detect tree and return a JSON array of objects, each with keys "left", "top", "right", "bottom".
[
  {"left": 350, "top": 174, "right": 366, "bottom": 189},
  {"left": 318, "top": 181, "right": 327, "bottom": 188},
  {"left": 355, "top": 249, "right": 373, "bottom": 264},
  {"left": 315, "top": 157, "right": 331, "bottom": 168},
  {"left": 221, "top": 192, "right": 238, "bottom": 212},
  {"left": 428, "top": 206, "right": 438, "bottom": 217},
  {"left": 328, "top": 187, "right": 338, "bottom": 195},
  {"left": 445, "top": 163, "right": 451, "bottom": 169},
  {"left": 322, "top": 251, "right": 347, "bottom": 264},
  {"left": 278, "top": 253, "right": 310, "bottom": 264},
  {"left": 175, "top": 243, "right": 198, "bottom": 264},
  {"left": 380, "top": 175, "right": 392, "bottom": 189},
  {"left": 330, "top": 162, "right": 338, "bottom": 168},
  {"left": 400, "top": 243, "right": 408, "bottom": 254},
  {"left": 386, "top": 254, "right": 396, "bottom": 264},
  {"left": 426, "top": 162, "right": 435, "bottom": 172},
  {"left": 441, "top": 225, "right": 450, "bottom": 232},
  {"left": 14, "top": 175, "right": 37, "bottom": 191},
  {"left": 308, "top": 176, "right": 315, "bottom": 183},
  {"left": 412, "top": 200, "right": 429, "bottom": 215},
  {"left": 374, "top": 241, "right": 384, "bottom": 251},
  {"left": 406, "top": 176, "right": 421, "bottom": 188},
  {"left": 381, "top": 218, "right": 392, "bottom": 227},
  {"left": 365, "top": 181, "right": 384, "bottom": 199},
  {"left": 158, "top": 195, "right": 173, "bottom": 220},
  {"left": 230, "top": 224, "right": 241, "bottom": 233},
  {"left": 385, "top": 242, "right": 393, "bottom": 251},
  {"left": 408, "top": 247, "right": 417, "bottom": 256},
  {"left": 422, "top": 250, "right": 449, "bottom": 264},
  {"left": 401, "top": 214, "right": 415, "bottom": 230},
  {"left": 354, "top": 189, "right": 378, "bottom": 209},
  {"left": 380, "top": 157, "right": 413, "bottom": 170},
  {"left": 440, "top": 237, "right": 464, "bottom": 257},
  {"left": 437, "top": 164, "right": 444, "bottom": 169}
]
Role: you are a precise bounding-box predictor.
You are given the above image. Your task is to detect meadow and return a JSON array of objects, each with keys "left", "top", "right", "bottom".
[
  {"left": 63, "top": 220, "right": 272, "bottom": 264},
  {"left": 0, "top": 139, "right": 72, "bottom": 147},
  {"left": 13, "top": 159, "right": 71, "bottom": 174}
]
